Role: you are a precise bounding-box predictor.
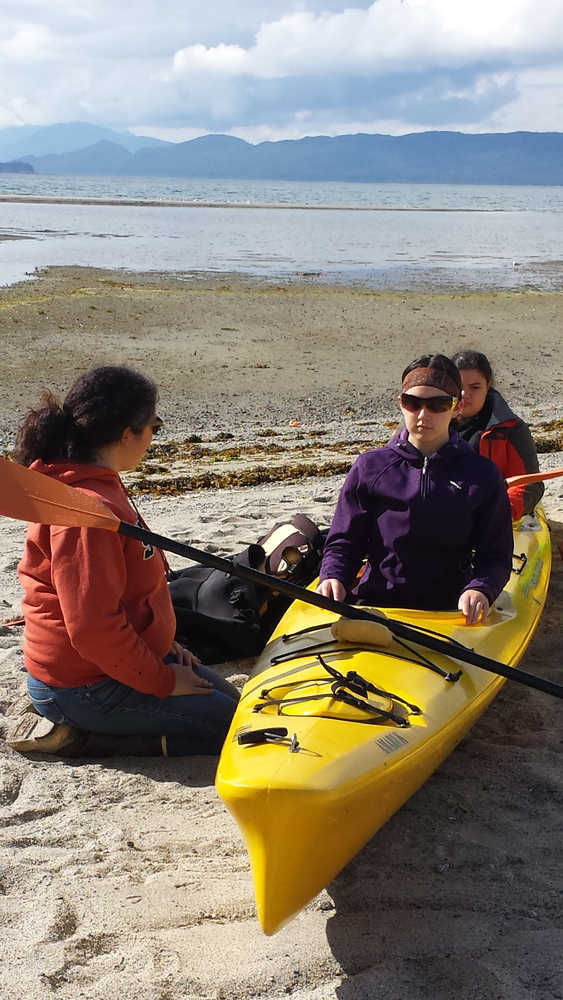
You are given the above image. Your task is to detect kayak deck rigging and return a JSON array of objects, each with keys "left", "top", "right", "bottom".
[
  {"left": 270, "top": 634, "right": 462, "bottom": 681},
  {"left": 254, "top": 653, "right": 412, "bottom": 727}
]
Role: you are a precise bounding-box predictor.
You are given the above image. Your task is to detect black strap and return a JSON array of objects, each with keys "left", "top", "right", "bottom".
[
  {"left": 316, "top": 655, "right": 422, "bottom": 712},
  {"left": 392, "top": 637, "right": 462, "bottom": 682},
  {"left": 253, "top": 653, "right": 418, "bottom": 726},
  {"left": 270, "top": 638, "right": 459, "bottom": 683},
  {"left": 253, "top": 683, "right": 409, "bottom": 727},
  {"left": 260, "top": 657, "right": 421, "bottom": 714}
]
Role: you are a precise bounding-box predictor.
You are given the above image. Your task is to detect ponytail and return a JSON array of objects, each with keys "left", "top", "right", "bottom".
[
  {"left": 14, "top": 366, "right": 158, "bottom": 467},
  {"left": 14, "top": 392, "right": 72, "bottom": 466}
]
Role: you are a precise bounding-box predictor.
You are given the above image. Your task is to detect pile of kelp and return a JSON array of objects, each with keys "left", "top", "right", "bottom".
[{"left": 126, "top": 428, "right": 391, "bottom": 497}]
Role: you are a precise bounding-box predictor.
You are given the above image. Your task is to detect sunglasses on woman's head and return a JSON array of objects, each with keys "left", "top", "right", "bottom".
[
  {"left": 151, "top": 416, "right": 164, "bottom": 434},
  {"left": 400, "top": 393, "right": 456, "bottom": 414}
]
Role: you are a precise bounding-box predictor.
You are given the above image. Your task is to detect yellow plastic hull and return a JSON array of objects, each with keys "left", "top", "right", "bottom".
[{"left": 215, "top": 510, "right": 551, "bottom": 935}]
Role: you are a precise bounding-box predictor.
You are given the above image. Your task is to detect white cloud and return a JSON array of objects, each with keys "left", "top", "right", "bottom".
[
  {"left": 172, "top": 43, "right": 249, "bottom": 77},
  {"left": 0, "top": 1, "right": 562, "bottom": 137},
  {"left": 168, "top": 1, "right": 563, "bottom": 81},
  {"left": 486, "top": 67, "right": 563, "bottom": 132},
  {"left": 0, "top": 25, "right": 57, "bottom": 61}
]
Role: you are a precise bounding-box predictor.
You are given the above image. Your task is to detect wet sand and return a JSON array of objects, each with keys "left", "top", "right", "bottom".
[{"left": 1, "top": 266, "right": 562, "bottom": 444}]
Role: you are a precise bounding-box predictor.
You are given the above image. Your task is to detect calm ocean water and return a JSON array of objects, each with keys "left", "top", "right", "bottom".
[{"left": 1, "top": 174, "right": 562, "bottom": 289}]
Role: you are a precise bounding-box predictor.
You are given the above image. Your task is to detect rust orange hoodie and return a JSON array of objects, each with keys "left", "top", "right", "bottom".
[{"left": 18, "top": 461, "right": 176, "bottom": 698}]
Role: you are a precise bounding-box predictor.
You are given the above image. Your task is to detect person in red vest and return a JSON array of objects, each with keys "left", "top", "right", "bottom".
[{"left": 451, "top": 350, "right": 544, "bottom": 521}]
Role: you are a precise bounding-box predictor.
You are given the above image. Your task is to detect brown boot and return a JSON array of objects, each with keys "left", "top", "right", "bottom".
[{"left": 6, "top": 713, "right": 86, "bottom": 755}]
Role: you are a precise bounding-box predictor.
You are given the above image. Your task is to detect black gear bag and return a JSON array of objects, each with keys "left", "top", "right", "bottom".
[{"left": 168, "top": 514, "right": 325, "bottom": 663}]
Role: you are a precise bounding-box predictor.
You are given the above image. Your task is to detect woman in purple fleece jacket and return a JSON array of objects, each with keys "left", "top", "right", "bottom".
[{"left": 318, "top": 354, "right": 513, "bottom": 626}]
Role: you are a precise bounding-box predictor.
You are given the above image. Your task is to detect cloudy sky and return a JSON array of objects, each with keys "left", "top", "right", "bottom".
[{"left": 2, "top": 0, "right": 563, "bottom": 141}]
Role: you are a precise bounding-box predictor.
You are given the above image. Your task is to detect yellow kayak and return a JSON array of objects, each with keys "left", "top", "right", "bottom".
[{"left": 215, "top": 509, "right": 551, "bottom": 935}]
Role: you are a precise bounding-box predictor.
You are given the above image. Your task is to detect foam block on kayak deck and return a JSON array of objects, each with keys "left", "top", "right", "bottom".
[{"left": 331, "top": 616, "right": 393, "bottom": 647}]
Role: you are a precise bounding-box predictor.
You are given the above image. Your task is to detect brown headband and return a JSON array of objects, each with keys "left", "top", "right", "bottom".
[{"left": 402, "top": 366, "right": 460, "bottom": 398}]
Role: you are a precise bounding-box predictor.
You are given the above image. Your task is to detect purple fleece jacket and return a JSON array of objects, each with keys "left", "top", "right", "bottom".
[{"left": 319, "top": 429, "right": 513, "bottom": 610}]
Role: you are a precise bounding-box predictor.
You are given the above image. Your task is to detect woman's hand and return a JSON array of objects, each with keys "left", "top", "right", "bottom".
[
  {"left": 458, "top": 589, "right": 490, "bottom": 625},
  {"left": 171, "top": 663, "right": 214, "bottom": 696},
  {"left": 316, "top": 578, "right": 347, "bottom": 602},
  {"left": 168, "top": 641, "right": 213, "bottom": 695},
  {"left": 168, "top": 639, "right": 201, "bottom": 669}
]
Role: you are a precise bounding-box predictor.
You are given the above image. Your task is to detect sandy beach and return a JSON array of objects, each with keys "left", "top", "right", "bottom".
[{"left": 0, "top": 267, "right": 562, "bottom": 1000}]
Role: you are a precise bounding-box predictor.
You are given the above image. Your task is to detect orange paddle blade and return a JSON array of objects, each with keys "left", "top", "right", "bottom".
[
  {"left": 506, "top": 467, "right": 563, "bottom": 489},
  {"left": 0, "top": 458, "right": 120, "bottom": 530}
]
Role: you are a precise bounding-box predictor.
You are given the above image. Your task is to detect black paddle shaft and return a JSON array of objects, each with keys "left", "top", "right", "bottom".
[{"left": 118, "top": 521, "right": 563, "bottom": 700}]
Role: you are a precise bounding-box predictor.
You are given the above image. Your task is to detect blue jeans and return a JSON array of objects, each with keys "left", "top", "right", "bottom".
[{"left": 27, "top": 664, "right": 239, "bottom": 757}]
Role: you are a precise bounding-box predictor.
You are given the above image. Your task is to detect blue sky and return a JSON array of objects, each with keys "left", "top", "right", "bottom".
[{"left": 1, "top": 1, "right": 562, "bottom": 141}]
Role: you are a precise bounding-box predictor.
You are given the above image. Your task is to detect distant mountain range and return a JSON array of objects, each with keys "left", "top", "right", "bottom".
[
  {"left": 0, "top": 160, "right": 34, "bottom": 173},
  {"left": 0, "top": 122, "right": 166, "bottom": 161},
  {"left": 1, "top": 122, "right": 562, "bottom": 185}
]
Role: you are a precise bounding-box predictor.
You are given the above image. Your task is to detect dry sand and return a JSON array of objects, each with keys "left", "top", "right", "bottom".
[{"left": 0, "top": 267, "right": 562, "bottom": 1000}]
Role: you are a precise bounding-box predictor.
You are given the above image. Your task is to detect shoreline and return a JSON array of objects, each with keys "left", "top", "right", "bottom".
[{"left": 0, "top": 193, "right": 507, "bottom": 211}]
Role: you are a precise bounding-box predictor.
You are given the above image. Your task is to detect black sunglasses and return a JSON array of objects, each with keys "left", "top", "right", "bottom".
[
  {"left": 151, "top": 415, "right": 164, "bottom": 434},
  {"left": 400, "top": 393, "right": 456, "bottom": 414}
]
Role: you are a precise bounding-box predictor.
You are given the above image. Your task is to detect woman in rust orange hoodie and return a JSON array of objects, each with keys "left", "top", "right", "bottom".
[{"left": 15, "top": 365, "right": 238, "bottom": 756}]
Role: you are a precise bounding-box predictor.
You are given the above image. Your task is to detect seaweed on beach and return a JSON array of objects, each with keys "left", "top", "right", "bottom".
[
  {"left": 127, "top": 432, "right": 391, "bottom": 497},
  {"left": 533, "top": 419, "right": 563, "bottom": 431},
  {"left": 128, "top": 459, "right": 354, "bottom": 497},
  {"left": 140, "top": 441, "right": 286, "bottom": 469},
  {"left": 122, "top": 417, "right": 563, "bottom": 498},
  {"left": 532, "top": 418, "right": 563, "bottom": 453},
  {"left": 535, "top": 434, "right": 563, "bottom": 453},
  {"left": 139, "top": 437, "right": 383, "bottom": 472}
]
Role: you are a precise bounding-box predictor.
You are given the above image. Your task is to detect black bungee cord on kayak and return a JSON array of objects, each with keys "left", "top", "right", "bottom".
[
  {"left": 270, "top": 638, "right": 462, "bottom": 682},
  {"left": 317, "top": 654, "right": 422, "bottom": 713},
  {"left": 390, "top": 636, "right": 462, "bottom": 682},
  {"left": 254, "top": 686, "right": 410, "bottom": 727},
  {"left": 253, "top": 653, "right": 420, "bottom": 726}
]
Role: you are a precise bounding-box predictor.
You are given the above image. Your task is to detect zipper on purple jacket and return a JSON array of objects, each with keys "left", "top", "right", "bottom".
[{"left": 421, "top": 455, "right": 429, "bottom": 498}]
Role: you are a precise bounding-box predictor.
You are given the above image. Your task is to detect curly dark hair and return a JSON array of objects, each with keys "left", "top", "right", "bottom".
[{"left": 14, "top": 366, "right": 158, "bottom": 466}]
